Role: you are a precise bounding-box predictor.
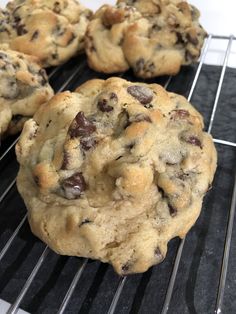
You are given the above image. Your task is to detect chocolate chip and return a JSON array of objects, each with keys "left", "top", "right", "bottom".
[
  {"left": 168, "top": 203, "right": 177, "bottom": 217},
  {"left": 31, "top": 30, "right": 39, "bottom": 41},
  {"left": 69, "top": 112, "right": 96, "bottom": 138},
  {"left": 97, "top": 99, "right": 113, "bottom": 112},
  {"left": 127, "top": 85, "right": 153, "bottom": 105},
  {"left": 97, "top": 92, "right": 118, "bottom": 112},
  {"left": 62, "top": 172, "right": 87, "bottom": 199},
  {"left": 186, "top": 136, "right": 202, "bottom": 148},
  {"left": 80, "top": 137, "right": 97, "bottom": 151}
]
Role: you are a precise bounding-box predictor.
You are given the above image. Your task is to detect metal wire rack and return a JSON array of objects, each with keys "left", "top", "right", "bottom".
[{"left": 0, "top": 34, "right": 236, "bottom": 314}]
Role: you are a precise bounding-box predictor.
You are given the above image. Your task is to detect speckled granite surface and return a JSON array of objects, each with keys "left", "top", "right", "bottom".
[{"left": 0, "top": 58, "right": 236, "bottom": 314}]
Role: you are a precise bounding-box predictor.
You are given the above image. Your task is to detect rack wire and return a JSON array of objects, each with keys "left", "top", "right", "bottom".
[{"left": 0, "top": 34, "right": 236, "bottom": 314}]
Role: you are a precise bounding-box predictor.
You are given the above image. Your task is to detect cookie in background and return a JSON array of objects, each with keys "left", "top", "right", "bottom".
[
  {"left": 0, "top": 46, "right": 54, "bottom": 138},
  {"left": 85, "top": 0, "right": 207, "bottom": 78},
  {"left": 0, "top": 0, "right": 92, "bottom": 67}
]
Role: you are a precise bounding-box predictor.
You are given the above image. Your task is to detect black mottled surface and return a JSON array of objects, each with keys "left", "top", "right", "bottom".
[{"left": 0, "top": 56, "right": 236, "bottom": 314}]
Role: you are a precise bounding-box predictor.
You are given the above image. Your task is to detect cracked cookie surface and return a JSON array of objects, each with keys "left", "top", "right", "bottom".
[
  {"left": 0, "top": 46, "right": 54, "bottom": 138},
  {"left": 85, "top": 0, "right": 206, "bottom": 78},
  {"left": 0, "top": 0, "right": 92, "bottom": 67},
  {"left": 16, "top": 77, "right": 216, "bottom": 274}
]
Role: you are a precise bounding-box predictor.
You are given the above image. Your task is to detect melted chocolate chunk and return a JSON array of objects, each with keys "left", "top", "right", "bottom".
[
  {"left": 127, "top": 85, "right": 153, "bottom": 105},
  {"left": 80, "top": 137, "right": 97, "bottom": 151},
  {"left": 69, "top": 112, "right": 96, "bottom": 138},
  {"left": 168, "top": 203, "right": 177, "bottom": 217},
  {"left": 31, "top": 30, "right": 39, "bottom": 41},
  {"left": 186, "top": 136, "right": 202, "bottom": 148},
  {"left": 62, "top": 172, "right": 87, "bottom": 199},
  {"left": 97, "top": 92, "right": 118, "bottom": 112},
  {"left": 97, "top": 99, "right": 113, "bottom": 112}
]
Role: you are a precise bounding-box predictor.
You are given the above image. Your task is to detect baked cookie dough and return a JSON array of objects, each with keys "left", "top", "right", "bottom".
[
  {"left": 0, "top": 0, "right": 92, "bottom": 67},
  {"left": 85, "top": 0, "right": 207, "bottom": 78},
  {"left": 16, "top": 77, "right": 217, "bottom": 275},
  {"left": 0, "top": 46, "right": 54, "bottom": 137}
]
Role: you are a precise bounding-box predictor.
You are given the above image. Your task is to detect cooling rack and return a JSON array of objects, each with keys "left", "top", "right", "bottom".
[{"left": 0, "top": 34, "right": 236, "bottom": 314}]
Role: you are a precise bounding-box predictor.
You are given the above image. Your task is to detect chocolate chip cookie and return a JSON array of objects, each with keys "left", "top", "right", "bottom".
[
  {"left": 0, "top": 46, "right": 54, "bottom": 138},
  {"left": 85, "top": 0, "right": 207, "bottom": 78},
  {"left": 16, "top": 77, "right": 217, "bottom": 275},
  {"left": 0, "top": 0, "right": 92, "bottom": 67}
]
